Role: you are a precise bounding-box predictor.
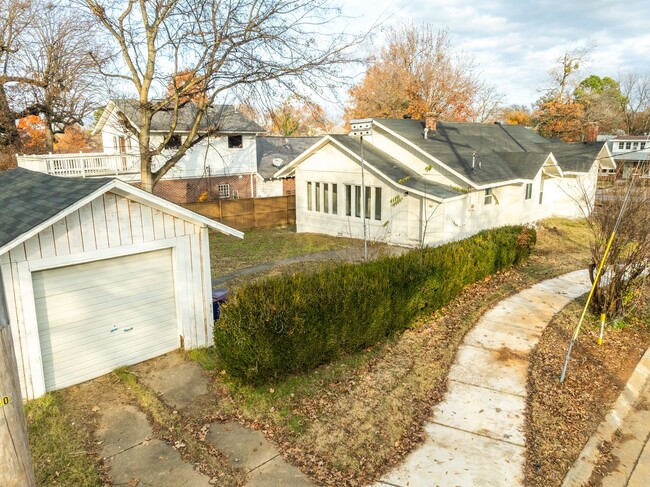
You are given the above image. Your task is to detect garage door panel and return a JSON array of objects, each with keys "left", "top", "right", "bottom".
[
  {"left": 43, "top": 333, "right": 179, "bottom": 381},
  {"left": 34, "top": 271, "right": 170, "bottom": 300},
  {"left": 33, "top": 266, "right": 173, "bottom": 299},
  {"left": 33, "top": 249, "right": 179, "bottom": 392},
  {"left": 35, "top": 289, "right": 175, "bottom": 327},
  {"left": 38, "top": 306, "right": 178, "bottom": 352}
]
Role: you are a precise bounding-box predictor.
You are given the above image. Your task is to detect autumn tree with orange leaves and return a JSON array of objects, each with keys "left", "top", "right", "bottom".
[
  {"left": 345, "top": 24, "right": 499, "bottom": 123},
  {"left": 268, "top": 97, "right": 331, "bottom": 136},
  {"left": 533, "top": 100, "right": 585, "bottom": 141}
]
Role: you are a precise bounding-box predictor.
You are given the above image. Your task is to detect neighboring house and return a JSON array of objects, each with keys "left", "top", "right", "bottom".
[
  {"left": 15, "top": 101, "right": 326, "bottom": 203},
  {"left": 255, "top": 136, "right": 320, "bottom": 197},
  {"left": 607, "top": 135, "right": 650, "bottom": 179},
  {"left": 17, "top": 99, "right": 268, "bottom": 203},
  {"left": 0, "top": 168, "right": 242, "bottom": 400},
  {"left": 275, "top": 117, "right": 616, "bottom": 247}
]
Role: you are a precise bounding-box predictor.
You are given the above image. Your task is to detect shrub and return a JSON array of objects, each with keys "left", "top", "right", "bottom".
[{"left": 214, "top": 225, "right": 536, "bottom": 383}]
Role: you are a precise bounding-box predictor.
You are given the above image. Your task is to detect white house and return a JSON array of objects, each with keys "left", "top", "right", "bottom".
[
  {"left": 16, "top": 101, "right": 317, "bottom": 202},
  {"left": 607, "top": 135, "right": 650, "bottom": 179},
  {"left": 275, "top": 117, "right": 616, "bottom": 247},
  {"left": 0, "top": 167, "right": 242, "bottom": 399}
]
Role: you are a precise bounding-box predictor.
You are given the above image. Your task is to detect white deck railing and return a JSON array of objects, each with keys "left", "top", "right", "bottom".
[{"left": 17, "top": 152, "right": 140, "bottom": 177}]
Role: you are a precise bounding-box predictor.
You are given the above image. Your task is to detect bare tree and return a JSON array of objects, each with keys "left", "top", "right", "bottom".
[
  {"left": 545, "top": 44, "right": 593, "bottom": 103},
  {"left": 470, "top": 83, "right": 506, "bottom": 123},
  {"left": 619, "top": 72, "right": 650, "bottom": 135},
  {"left": 85, "top": 0, "right": 365, "bottom": 192},
  {"left": 1, "top": 0, "right": 105, "bottom": 162},
  {"left": 0, "top": 0, "right": 36, "bottom": 165},
  {"left": 582, "top": 174, "right": 650, "bottom": 318},
  {"left": 14, "top": 3, "right": 107, "bottom": 151}
]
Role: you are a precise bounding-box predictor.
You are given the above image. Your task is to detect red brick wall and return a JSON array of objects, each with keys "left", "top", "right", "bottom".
[
  {"left": 282, "top": 177, "right": 296, "bottom": 195},
  {"left": 132, "top": 174, "right": 257, "bottom": 204}
]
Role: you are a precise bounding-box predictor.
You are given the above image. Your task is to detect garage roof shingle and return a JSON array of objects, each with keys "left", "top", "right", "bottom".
[{"left": 0, "top": 168, "right": 111, "bottom": 250}]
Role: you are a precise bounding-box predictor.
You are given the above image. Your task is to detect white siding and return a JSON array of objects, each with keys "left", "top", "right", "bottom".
[
  {"left": 100, "top": 106, "right": 258, "bottom": 181},
  {"left": 292, "top": 139, "right": 598, "bottom": 248},
  {"left": 1, "top": 191, "right": 214, "bottom": 399}
]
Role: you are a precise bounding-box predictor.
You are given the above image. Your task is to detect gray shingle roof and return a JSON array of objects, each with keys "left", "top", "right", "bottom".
[
  {"left": 257, "top": 136, "right": 320, "bottom": 179},
  {"left": 330, "top": 135, "right": 462, "bottom": 200},
  {"left": 374, "top": 119, "right": 605, "bottom": 185},
  {"left": 0, "top": 168, "right": 111, "bottom": 251},
  {"left": 113, "top": 99, "right": 266, "bottom": 134},
  {"left": 541, "top": 142, "right": 604, "bottom": 172}
]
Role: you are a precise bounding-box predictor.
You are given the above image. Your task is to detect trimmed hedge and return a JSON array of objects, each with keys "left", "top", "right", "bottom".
[{"left": 214, "top": 225, "right": 536, "bottom": 384}]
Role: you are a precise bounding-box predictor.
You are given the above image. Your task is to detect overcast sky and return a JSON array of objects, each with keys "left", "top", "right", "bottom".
[{"left": 336, "top": 0, "right": 650, "bottom": 112}]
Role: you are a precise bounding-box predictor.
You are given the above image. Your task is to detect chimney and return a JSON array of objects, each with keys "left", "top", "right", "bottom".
[
  {"left": 425, "top": 112, "right": 437, "bottom": 132},
  {"left": 586, "top": 123, "right": 599, "bottom": 143}
]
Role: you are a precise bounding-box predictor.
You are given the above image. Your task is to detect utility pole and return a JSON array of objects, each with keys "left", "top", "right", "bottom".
[
  {"left": 0, "top": 269, "right": 36, "bottom": 486},
  {"left": 349, "top": 119, "right": 373, "bottom": 261}
]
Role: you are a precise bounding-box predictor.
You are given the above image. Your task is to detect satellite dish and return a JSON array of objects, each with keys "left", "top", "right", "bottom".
[{"left": 272, "top": 158, "right": 284, "bottom": 167}]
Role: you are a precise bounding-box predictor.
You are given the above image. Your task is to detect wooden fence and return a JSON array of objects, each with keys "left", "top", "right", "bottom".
[{"left": 182, "top": 195, "right": 296, "bottom": 231}]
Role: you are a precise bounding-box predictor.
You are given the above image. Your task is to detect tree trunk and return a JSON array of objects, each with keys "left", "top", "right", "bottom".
[
  {"left": 0, "top": 84, "right": 22, "bottom": 153},
  {"left": 43, "top": 120, "right": 55, "bottom": 153}
]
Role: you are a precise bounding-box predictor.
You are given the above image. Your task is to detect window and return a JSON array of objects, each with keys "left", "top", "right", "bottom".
[
  {"left": 315, "top": 183, "right": 321, "bottom": 212},
  {"left": 355, "top": 186, "right": 361, "bottom": 217},
  {"left": 307, "top": 182, "right": 312, "bottom": 211},
  {"left": 484, "top": 188, "right": 493, "bottom": 205},
  {"left": 642, "top": 142, "right": 646, "bottom": 149},
  {"left": 625, "top": 141, "right": 632, "bottom": 150},
  {"left": 228, "top": 135, "right": 243, "bottom": 148},
  {"left": 539, "top": 178, "right": 544, "bottom": 204},
  {"left": 345, "top": 185, "right": 352, "bottom": 216},
  {"left": 323, "top": 183, "right": 329, "bottom": 213},
  {"left": 332, "top": 184, "right": 338, "bottom": 215},
  {"left": 365, "top": 187, "right": 371, "bottom": 219},
  {"left": 375, "top": 188, "right": 382, "bottom": 220},
  {"left": 164, "top": 134, "right": 182, "bottom": 149},
  {"left": 218, "top": 183, "right": 230, "bottom": 198},
  {"left": 525, "top": 183, "right": 533, "bottom": 200},
  {"left": 633, "top": 142, "right": 639, "bottom": 149},
  {"left": 618, "top": 142, "right": 624, "bottom": 149}
]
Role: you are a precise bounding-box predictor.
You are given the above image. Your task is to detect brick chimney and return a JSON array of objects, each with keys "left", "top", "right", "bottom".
[
  {"left": 585, "top": 123, "right": 599, "bottom": 143},
  {"left": 425, "top": 112, "right": 437, "bottom": 131}
]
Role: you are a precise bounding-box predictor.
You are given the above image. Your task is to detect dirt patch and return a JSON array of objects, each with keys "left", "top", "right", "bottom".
[
  {"left": 496, "top": 347, "right": 527, "bottom": 363},
  {"left": 524, "top": 289, "right": 650, "bottom": 487}
]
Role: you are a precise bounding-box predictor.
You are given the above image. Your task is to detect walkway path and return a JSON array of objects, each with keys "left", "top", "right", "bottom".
[
  {"left": 212, "top": 246, "right": 409, "bottom": 287},
  {"left": 593, "top": 378, "right": 650, "bottom": 486},
  {"left": 378, "top": 269, "right": 591, "bottom": 487}
]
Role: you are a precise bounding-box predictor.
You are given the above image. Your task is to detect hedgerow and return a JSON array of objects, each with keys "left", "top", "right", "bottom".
[{"left": 214, "top": 225, "right": 535, "bottom": 383}]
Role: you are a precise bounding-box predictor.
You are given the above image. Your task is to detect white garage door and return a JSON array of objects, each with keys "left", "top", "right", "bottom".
[{"left": 33, "top": 249, "right": 179, "bottom": 391}]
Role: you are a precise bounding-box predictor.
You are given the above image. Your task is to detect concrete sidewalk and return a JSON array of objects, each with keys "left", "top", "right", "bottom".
[
  {"left": 377, "top": 269, "right": 591, "bottom": 487},
  {"left": 563, "top": 346, "right": 650, "bottom": 487}
]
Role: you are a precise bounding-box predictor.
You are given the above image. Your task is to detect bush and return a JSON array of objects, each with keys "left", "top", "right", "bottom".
[{"left": 214, "top": 225, "right": 536, "bottom": 384}]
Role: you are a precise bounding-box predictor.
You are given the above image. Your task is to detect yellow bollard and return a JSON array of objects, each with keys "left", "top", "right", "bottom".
[{"left": 598, "top": 313, "right": 606, "bottom": 345}]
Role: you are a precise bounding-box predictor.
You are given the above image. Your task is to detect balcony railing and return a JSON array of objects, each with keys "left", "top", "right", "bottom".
[{"left": 16, "top": 152, "right": 140, "bottom": 177}]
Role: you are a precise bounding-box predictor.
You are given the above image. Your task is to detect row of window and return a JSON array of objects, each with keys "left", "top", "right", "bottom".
[
  {"left": 484, "top": 182, "right": 543, "bottom": 205},
  {"left": 163, "top": 134, "right": 244, "bottom": 150},
  {"left": 618, "top": 141, "right": 646, "bottom": 150},
  {"left": 306, "top": 182, "right": 382, "bottom": 220}
]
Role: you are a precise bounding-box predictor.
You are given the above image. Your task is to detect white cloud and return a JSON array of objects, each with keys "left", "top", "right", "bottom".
[{"left": 334, "top": 0, "right": 650, "bottom": 113}]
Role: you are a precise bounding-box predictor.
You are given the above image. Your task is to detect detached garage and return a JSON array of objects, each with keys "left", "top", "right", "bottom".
[{"left": 0, "top": 168, "right": 242, "bottom": 399}]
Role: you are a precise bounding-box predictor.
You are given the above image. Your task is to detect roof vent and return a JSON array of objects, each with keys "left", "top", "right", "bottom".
[
  {"left": 403, "top": 114, "right": 412, "bottom": 119},
  {"left": 272, "top": 158, "right": 284, "bottom": 167}
]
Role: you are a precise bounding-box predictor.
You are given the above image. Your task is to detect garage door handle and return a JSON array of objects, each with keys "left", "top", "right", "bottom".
[{"left": 123, "top": 327, "right": 133, "bottom": 332}]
